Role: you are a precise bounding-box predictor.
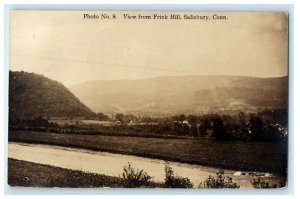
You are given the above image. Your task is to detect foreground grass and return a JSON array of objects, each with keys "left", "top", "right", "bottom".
[
  {"left": 8, "top": 158, "right": 161, "bottom": 188},
  {"left": 9, "top": 131, "right": 287, "bottom": 174},
  {"left": 8, "top": 158, "right": 121, "bottom": 187}
]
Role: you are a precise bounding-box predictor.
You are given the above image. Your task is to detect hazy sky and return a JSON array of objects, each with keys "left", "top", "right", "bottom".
[{"left": 10, "top": 11, "right": 288, "bottom": 86}]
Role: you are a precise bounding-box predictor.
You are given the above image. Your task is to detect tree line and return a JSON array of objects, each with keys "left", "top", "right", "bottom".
[{"left": 9, "top": 109, "right": 287, "bottom": 142}]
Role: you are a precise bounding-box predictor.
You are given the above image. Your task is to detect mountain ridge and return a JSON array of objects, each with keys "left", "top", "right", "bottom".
[
  {"left": 69, "top": 75, "right": 288, "bottom": 116},
  {"left": 71, "top": 75, "right": 287, "bottom": 86},
  {"left": 9, "top": 71, "right": 95, "bottom": 119}
]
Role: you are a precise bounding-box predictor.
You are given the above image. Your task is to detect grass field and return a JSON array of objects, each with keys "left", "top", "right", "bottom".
[
  {"left": 9, "top": 131, "right": 287, "bottom": 174},
  {"left": 8, "top": 158, "right": 122, "bottom": 187}
]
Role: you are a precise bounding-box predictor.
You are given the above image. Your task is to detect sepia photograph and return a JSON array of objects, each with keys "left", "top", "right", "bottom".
[{"left": 8, "top": 11, "right": 288, "bottom": 189}]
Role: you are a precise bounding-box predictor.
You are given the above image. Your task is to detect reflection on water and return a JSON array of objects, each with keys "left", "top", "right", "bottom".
[{"left": 8, "top": 142, "right": 278, "bottom": 188}]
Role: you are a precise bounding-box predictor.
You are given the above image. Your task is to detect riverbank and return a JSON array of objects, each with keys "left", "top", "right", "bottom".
[{"left": 9, "top": 131, "right": 287, "bottom": 174}]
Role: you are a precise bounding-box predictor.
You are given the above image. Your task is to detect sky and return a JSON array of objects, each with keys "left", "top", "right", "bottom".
[{"left": 10, "top": 11, "right": 288, "bottom": 86}]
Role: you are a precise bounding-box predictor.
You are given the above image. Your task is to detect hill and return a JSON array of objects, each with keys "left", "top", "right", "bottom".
[
  {"left": 69, "top": 75, "right": 288, "bottom": 117},
  {"left": 9, "top": 71, "right": 95, "bottom": 119}
]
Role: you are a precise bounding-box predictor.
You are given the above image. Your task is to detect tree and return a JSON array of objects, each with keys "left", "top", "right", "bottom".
[
  {"left": 238, "top": 112, "right": 246, "bottom": 123},
  {"left": 115, "top": 113, "right": 125, "bottom": 122},
  {"left": 96, "top": 112, "right": 109, "bottom": 121},
  {"left": 213, "top": 118, "right": 226, "bottom": 140},
  {"left": 249, "top": 116, "right": 264, "bottom": 141},
  {"left": 178, "top": 114, "right": 186, "bottom": 122},
  {"left": 187, "top": 115, "right": 197, "bottom": 124}
]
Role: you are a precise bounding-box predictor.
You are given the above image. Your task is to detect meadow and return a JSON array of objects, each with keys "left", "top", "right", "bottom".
[{"left": 9, "top": 130, "right": 287, "bottom": 174}]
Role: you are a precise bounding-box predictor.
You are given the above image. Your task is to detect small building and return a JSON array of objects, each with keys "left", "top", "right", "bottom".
[{"left": 182, "top": 120, "right": 189, "bottom": 125}]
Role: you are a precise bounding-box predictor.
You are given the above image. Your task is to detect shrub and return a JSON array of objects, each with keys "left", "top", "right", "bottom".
[
  {"left": 199, "top": 170, "right": 240, "bottom": 189},
  {"left": 164, "top": 163, "right": 193, "bottom": 188},
  {"left": 251, "top": 177, "right": 284, "bottom": 189},
  {"left": 119, "top": 162, "right": 153, "bottom": 188}
]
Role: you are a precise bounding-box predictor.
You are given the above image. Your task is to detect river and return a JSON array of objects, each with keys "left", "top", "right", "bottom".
[{"left": 8, "top": 142, "right": 278, "bottom": 188}]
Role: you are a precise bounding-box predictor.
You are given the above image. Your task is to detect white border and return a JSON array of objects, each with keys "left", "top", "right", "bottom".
[{"left": 1, "top": 0, "right": 299, "bottom": 198}]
